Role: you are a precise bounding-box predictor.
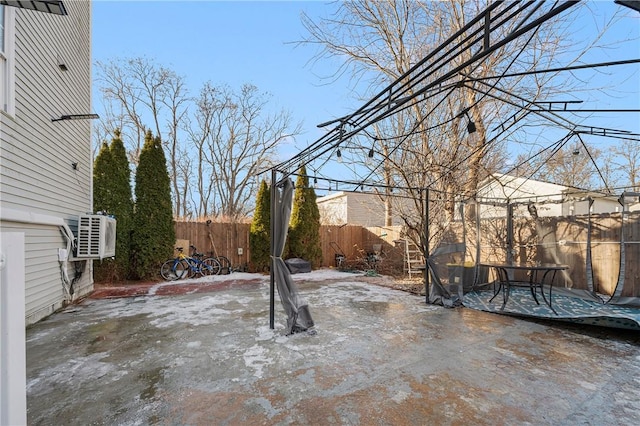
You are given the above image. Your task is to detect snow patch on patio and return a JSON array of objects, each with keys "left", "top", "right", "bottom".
[
  {"left": 26, "top": 352, "right": 127, "bottom": 393},
  {"left": 243, "top": 344, "right": 273, "bottom": 378}
]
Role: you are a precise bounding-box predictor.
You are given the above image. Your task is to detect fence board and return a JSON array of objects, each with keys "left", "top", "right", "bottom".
[
  {"left": 174, "top": 222, "right": 251, "bottom": 270},
  {"left": 173, "top": 212, "right": 639, "bottom": 296}
]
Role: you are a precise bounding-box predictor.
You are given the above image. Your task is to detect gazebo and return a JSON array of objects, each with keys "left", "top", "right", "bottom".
[{"left": 266, "top": 1, "right": 640, "bottom": 333}]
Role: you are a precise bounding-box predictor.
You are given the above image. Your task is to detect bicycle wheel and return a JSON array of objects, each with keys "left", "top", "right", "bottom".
[
  {"left": 201, "top": 257, "right": 221, "bottom": 276},
  {"left": 215, "top": 256, "right": 231, "bottom": 275},
  {"left": 184, "top": 258, "right": 200, "bottom": 278},
  {"left": 161, "top": 259, "right": 189, "bottom": 281}
]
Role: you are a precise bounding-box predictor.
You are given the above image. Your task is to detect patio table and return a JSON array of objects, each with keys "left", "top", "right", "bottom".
[{"left": 481, "top": 262, "right": 569, "bottom": 315}]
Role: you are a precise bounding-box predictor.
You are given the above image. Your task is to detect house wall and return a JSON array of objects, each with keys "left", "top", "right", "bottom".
[
  {"left": 479, "top": 175, "right": 565, "bottom": 218},
  {"left": 481, "top": 174, "right": 567, "bottom": 201},
  {"left": 478, "top": 175, "right": 622, "bottom": 218},
  {"left": 346, "top": 192, "right": 388, "bottom": 226},
  {"left": 565, "top": 198, "right": 621, "bottom": 215},
  {"left": 0, "top": 2, "right": 94, "bottom": 325},
  {"left": 317, "top": 192, "right": 349, "bottom": 225},
  {"left": 318, "top": 191, "right": 408, "bottom": 226}
]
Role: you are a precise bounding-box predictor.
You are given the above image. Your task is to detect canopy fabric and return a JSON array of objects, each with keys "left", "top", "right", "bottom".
[
  {"left": 427, "top": 243, "right": 466, "bottom": 308},
  {"left": 272, "top": 178, "right": 314, "bottom": 334}
]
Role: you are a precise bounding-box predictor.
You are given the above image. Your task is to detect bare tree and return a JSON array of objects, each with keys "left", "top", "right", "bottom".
[
  {"left": 299, "top": 0, "right": 626, "bottom": 249},
  {"left": 534, "top": 142, "right": 604, "bottom": 189},
  {"left": 196, "top": 84, "right": 302, "bottom": 219},
  {"left": 183, "top": 82, "right": 224, "bottom": 218},
  {"left": 611, "top": 139, "right": 640, "bottom": 192},
  {"left": 161, "top": 73, "right": 190, "bottom": 216},
  {"left": 95, "top": 57, "right": 190, "bottom": 213},
  {"left": 95, "top": 58, "right": 301, "bottom": 219}
]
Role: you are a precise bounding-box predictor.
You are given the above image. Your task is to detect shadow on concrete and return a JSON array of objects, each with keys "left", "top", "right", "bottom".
[{"left": 26, "top": 270, "right": 640, "bottom": 425}]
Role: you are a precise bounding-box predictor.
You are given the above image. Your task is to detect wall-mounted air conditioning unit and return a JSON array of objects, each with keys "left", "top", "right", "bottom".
[{"left": 76, "top": 214, "right": 117, "bottom": 259}]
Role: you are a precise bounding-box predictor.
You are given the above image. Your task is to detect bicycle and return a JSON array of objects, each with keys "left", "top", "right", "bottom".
[
  {"left": 206, "top": 251, "right": 231, "bottom": 275},
  {"left": 160, "top": 246, "right": 221, "bottom": 281},
  {"left": 188, "top": 245, "right": 223, "bottom": 276},
  {"left": 205, "top": 219, "right": 232, "bottom": 275}
]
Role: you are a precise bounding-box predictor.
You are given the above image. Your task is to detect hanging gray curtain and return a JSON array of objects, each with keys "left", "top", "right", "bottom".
[{"left": 272, "top": 178, "right": 315, "bottom": 334}]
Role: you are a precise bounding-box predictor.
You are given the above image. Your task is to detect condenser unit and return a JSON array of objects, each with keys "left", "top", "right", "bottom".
[{"left": 76, "top": 214, "right": 117, "bottom": 259}]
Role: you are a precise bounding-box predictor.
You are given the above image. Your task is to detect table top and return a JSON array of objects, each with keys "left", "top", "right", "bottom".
[{"left": 479, "top": 262, "right": 569, "bottom": 271}]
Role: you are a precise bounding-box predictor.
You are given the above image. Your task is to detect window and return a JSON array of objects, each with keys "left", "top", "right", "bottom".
[
  {"left": 1, "top": 6, "right": 5, "bottom": 103},
  {"left": 1, "top": 6, "right": 4, "bottom": 49},
  {"left": 1, "top": 4, "right": 15, "bottom": 115}
]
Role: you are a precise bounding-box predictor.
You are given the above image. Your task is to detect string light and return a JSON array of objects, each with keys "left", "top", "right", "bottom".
[
  {"left": 367, "top": 137, "right": 376, "bottom": 165},
  {"left": 467, "top": 120, "right": 477, "bottom": 134},
  {"left": 464, "top": 109, "right": 476, "bottom": 134}
]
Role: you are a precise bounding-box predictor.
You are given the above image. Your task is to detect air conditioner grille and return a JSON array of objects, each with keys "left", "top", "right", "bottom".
[{"left": 76, "top": 214, "right": 117, "bottom": 259}]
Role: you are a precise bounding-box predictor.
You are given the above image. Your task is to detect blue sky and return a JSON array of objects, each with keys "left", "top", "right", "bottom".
[
  {"left": 92, "top": 0, "right": 358, "bottom": 154},
  {"left": 92, "top": 1, "right": 640, "bottom": 181}
]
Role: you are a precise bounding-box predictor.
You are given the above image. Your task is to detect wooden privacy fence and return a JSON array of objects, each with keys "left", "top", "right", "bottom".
[
  {"left": 472, "top": 212, "right": 639, "bottom": 298},
  {"left": 174, "top": 212, "right": 639, "bottom": 297},
  {"left": 174, "top": 221, "right": 251, "bottom": 270},
  {"left": 319, "top": 225, "right": 405, "bottom": 272},
  {"left": 173, "top": 222, "right": 405, "bottom": 272}
]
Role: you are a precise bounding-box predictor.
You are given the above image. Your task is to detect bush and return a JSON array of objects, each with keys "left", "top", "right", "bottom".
[
  {"left": 249, "top": 180, "right": 271, "bottom": 272},
  {"left": 130, "top": 131, "right": 175, "bottom": 279},
  {"left": 287, "top": 165, "right": 322, "bottom": 268},
  {"left": 93, "top": 129, "right": 134, "bottom": 281}
]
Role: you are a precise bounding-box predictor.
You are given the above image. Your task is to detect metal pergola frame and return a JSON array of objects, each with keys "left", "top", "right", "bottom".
[{"left": 267, "top": 0, "right": 640, "bottom": 329}]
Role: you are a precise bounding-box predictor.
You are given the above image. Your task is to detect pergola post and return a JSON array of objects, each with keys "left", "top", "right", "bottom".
[
  {"left": 269, "top": 169, "right": 276, "bottom": 329},
  {"left": 423, "top": 188, "right": 430, "bottom": 304},
  {"left": 506, "top": 200, "right": 515, "bottom": 288}
]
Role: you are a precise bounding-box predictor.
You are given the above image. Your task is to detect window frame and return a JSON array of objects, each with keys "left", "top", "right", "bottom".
[{"left": 1, "top": 4, "right": 16, "bottom": 116}]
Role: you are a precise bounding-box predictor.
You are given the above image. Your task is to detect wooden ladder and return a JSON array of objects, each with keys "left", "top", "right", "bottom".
[{"left": 403, "top": 239, "right": 424, "bottom": 278}]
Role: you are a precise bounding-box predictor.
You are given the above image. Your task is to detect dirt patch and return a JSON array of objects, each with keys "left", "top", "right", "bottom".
[
  {"left": 366, "top": 275, "right": 426, "bottom": 296},
  {"left": 90, "top": 278, "right": 266, "bottom": 299}
]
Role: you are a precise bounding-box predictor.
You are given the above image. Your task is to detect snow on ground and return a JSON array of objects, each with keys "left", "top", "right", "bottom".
[
  {"left": 165, "top": 268, "right": 370, "bottom": 285},
  {"left": 74, "top": 269, "right": 405, "bottom": 331}
]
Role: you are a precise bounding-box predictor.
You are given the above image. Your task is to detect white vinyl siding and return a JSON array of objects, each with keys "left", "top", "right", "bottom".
[
  {"left": 1, "top": 5, "right": 16, "bottom": 115},
  {"left": 317, "top": 194, "right": 349, "bottom": 225},
  {"left": 318, "top": 191, "right": 411, "bottom": 227},
  {"left": 0, "top": 1, "right": 94, "bottom": 325},
  {"left": 318, "top": 192, "right": 395, "bottom": 226},
  {"left": 0, "top": 221, "right": 94, "bottom": 325},
  {"left": 477, "top": 173, "right": 621, "bottom": 218},
  {"left": 3, "top": 2, "right": 92, "bottom": 215},
  {"left": 347, "top": 193, "right": 387, "bottom": 226}
]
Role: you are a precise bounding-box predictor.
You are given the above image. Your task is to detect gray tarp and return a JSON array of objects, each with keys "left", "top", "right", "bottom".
[
  {"left": 428, "top": 243, "right": 466, "bottom": 308},
  {"left": 272, "top": 178, "right": 315, "bottom": 334},
  {"left": 285, "top": 258, "right": 312, "bottom": 274}
]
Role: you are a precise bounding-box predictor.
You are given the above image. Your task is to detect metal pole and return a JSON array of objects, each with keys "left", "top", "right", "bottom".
[
  {"left": 506, "top": 200, "right": 514, "bottom": 265},
  {"left": 423, "top": 188, "right": 430, "bottom": 304},
  {"left": 269, "top": 169, "right": 276, "bottom": 329}
]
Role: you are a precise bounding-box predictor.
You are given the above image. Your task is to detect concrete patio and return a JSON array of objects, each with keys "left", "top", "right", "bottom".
[{"left": 26, "top": 270, "right": 640, "bottom": 425}]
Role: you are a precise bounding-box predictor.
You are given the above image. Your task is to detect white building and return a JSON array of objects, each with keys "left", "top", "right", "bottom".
[
  {"left": 317, "top": 191, "right": 410, "bottom": 227},
  {"left": 1, "top": 1, "right": 98, "bottom": 326},
  {"left": 477, "top": 173, "right": 622, "bottom": 218}
]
